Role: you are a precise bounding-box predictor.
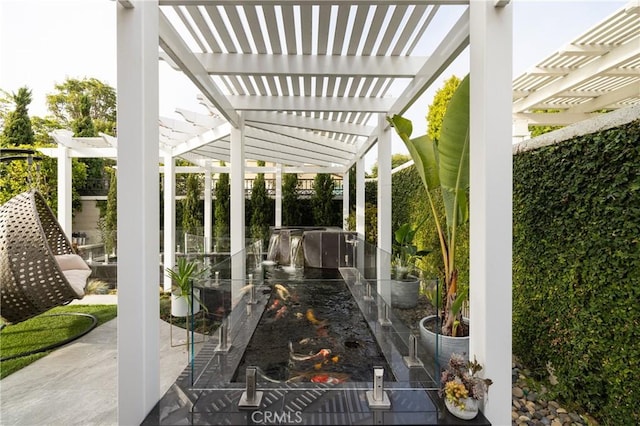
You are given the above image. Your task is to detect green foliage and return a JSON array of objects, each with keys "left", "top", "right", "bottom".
[
  {"left": 182, "top": 173, "right": 202, "bottom": 235},
  {"left": 101, "top": 168, "right": 117, "bottom": 253},
  {"left": 513, "top": 120, "right": 640, "bottom": 425},
  {"left": 369, "top": 153, "right": 412, "bottom": 178},
  {"left": 1, "top": 87, "right": 35, "bottom": 147},
  {"left": 427, "top": 75, "right": 461, "bottom": 142},
  {"left": 393, "top": 221, "right": 429, "bottom": 279},
  {"left": 214, "top": 168, "right": 230, "bottom": 249},
  {"left": 250, "top": 168, "right": 271, "bottom": 248},
  {"left": 312, "top": 173, "right": 337, "bottom": 226},
  {"left": 46, "top": 77, "right": 116, "bottom": 135},
  {"left": 388, "top": 74, "right": 470, "bottom": 337},
  {"left": 0, "top": 304, "right": 117, "bottom": 379},
  {"left": 282, "top": 173, "right": 301, "bottom": 226}
]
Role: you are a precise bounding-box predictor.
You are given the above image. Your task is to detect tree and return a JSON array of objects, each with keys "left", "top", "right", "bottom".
[
  {"left": 427, "top": 75, "right": 461, "bottom": 143},
  {"left": 46, "top": 77, "right": 116, "bottom": 135},
  {"left": 2, "top": 87, "right": 35, "bottom": 147},
  {"left": 214, "top": 164, "right": 230, "bottom": 249},
  {"left": 182, "top": 173, "right": 202, "bottom": 235},
  {"left": 311, "top": 173, "right": 336, "bottom": 226},
  {"left": 250, "top": 161, "right": 271, "bottom": 248},
  {"left": 282, "top": 173, "right": 301, "bottom": 226},
  {"left": 102, "top": 168, "right": 117, "bottom": 254},
  {"left": 70, "top": 93, "right": 105, "bottom": 195}
]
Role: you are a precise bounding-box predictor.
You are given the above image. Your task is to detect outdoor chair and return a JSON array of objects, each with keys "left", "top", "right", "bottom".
[{"left": 0, "top": 190, "right": 91, "bottom": 324}]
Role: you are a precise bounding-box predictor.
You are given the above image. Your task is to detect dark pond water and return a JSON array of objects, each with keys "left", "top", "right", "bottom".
[{"left": 233, "top": 267, "right": 393, "bottom": 384}]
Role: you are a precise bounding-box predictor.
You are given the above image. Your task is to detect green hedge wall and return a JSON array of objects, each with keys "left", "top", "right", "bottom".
[{"left": 513, "top": 120, "right": 640, "bottom": 425}]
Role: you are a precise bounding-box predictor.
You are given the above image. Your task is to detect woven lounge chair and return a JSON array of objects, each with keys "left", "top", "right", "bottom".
[{"left": 0, "top": 190, "right": 91, "bottom": 324}]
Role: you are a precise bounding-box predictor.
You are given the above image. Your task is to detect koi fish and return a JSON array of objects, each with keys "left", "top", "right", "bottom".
[
  {"left": 310, "top": 374, "right": 348, "bottom": 384},
  {"left": 287, "top": 370, "right": 350, "bottom": 384},
  {"left": 274, "top": 283, "right": 291, "bottom": 301},
  {"left": 305, "top": 309, "right": 327, "bottom": 327},
  {"left": 275, "top": 305, "right": 288, "bottom": 320},
  {"left": 295, "top": 312, "right": 304, "bottom": 319},
  {"left": 288, "top": 341, "right": 331, "bottom": 361},
  {"left": 267, "top": 298, "right": 281, "bottom": 311}
]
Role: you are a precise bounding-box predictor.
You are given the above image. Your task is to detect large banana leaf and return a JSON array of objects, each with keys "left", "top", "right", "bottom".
[
  {"left": 438, "top": 75, "right": 470, "bottom": 230},
  {"left": 387, "top": 115, "right": 439, "bottom": 192}
]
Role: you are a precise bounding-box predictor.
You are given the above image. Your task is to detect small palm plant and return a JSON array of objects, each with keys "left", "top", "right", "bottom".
[
  {"left": 393, "top": 222, "right": 429, "bottom": 280},
  {"left": 165, "top": 257, "right": 208, "bottom": 348}
]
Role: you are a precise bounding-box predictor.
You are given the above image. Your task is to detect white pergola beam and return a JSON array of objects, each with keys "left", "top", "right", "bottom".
[
  {"left": 513, "top": 35, "right": 640, "bottom": 113},
  {"left": 193, "top": 53, "right": 427, "bottom": 77},
  {"left": 227, "top": 95, "right": 395, "bottom": 113},
  {"left": 245, "top": 111, "right": 374, "bottom": 136},
  {"left": 172, "top": 123, "right": 231, "bottom": 156},
  {"left": 175, "top": 108, "right": 225, "bottom": 128},
  {"left": 160, "top": 0, "right": 470, "bottom": 5},
  {"left": 159, "top": 11, "right": 239, "bottom": 126},
  {"left": 248, "top": 122, "right": 357, "bottom": 154},
  {"left": 566, "top": 83, "right": 640, "bottom": 114},
  {"left": 513, "top": 112, "right": 594, "bottom": 126}
]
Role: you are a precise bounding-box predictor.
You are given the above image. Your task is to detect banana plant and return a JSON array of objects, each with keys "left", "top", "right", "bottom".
[{"left": 387, "top": 74, "right": 470, "bottom": 337}]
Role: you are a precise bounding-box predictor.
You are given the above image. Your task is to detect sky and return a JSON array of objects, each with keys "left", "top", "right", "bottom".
[{"left": 0, "top": 0, "right": 627, "bottom": 170}]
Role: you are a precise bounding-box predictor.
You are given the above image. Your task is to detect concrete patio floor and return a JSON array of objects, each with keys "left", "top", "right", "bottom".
[{"left": 0, "top": 296, "right": 202, "bottom": 426}]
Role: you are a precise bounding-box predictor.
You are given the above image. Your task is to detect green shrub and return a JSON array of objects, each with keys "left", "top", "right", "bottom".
[{"left": 513, "top": 120, "right": 640, "bottom": 424}]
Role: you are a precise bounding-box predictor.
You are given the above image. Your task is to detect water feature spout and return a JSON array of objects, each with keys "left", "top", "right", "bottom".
[{"left": 266, "top": 233, "right": 279, "bottom": 262}]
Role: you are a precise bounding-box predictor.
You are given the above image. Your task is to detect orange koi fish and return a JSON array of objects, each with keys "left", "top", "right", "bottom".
[
  {"left": 275, "top": 305, "right": 288, "bottom": 320},
  {"left": 305, "top": 309, "right": 327, "bottom": 327},
  {"left": 287, "top": 370, "right": 350, "bottom": 384},
  {"left": 267, "top": 298, "right": 281, "bottom": 311}
]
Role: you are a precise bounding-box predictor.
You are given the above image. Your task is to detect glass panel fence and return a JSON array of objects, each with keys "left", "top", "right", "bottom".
[{"left": 158, "top": 228, "right": 457, "bottom": 424}]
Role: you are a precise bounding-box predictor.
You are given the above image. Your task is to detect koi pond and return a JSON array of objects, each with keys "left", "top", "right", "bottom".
[{"left": 233, "top": 268, "right": 393, "bottom": 384}]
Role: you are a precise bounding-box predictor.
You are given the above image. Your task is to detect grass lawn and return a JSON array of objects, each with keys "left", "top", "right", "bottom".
[{"left": 0, "top": 304, "right": 117, "bottom": 379}]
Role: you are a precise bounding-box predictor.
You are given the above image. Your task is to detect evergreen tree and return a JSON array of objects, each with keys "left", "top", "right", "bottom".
[
  {"left": 214, "top": 164, "right": 230, "bottom": 249},
  {"left": 2, "top": 87, "right": 35, "bottom": 147},
  {"left": 250, "top": 161, "right": 270, "bottom": 248},
  {"left": 182, "top": 173, "right": 202, "bottom": 235},
  {"left": 311, "top": 173, "right": 336, "bottom": 226},
  {"left": 282, "top": 173, "right": 301, "bottom": 226},
  {"left": 71, "top": 94, "right": 105, "bottom": 195},
  {"left": 46, "top": 77, "right": 116, "bottom": 135},
  {"left": 104, "top": 168, "right": 117, "bottom": 254}
]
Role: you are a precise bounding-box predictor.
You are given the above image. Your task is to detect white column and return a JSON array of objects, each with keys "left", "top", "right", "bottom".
[
  {"left": 204, "top": 165, "right": 212, "bottom": 253},
  {"left": 376, "top": 115, "right": 392, "bottom": 298},
  {"left": 116, "top": 1, "right": 159, "bottom": 424},
  {"left": 470, "top": 2, "right": 512, "bottom": 424},
  {"left": 230, "top": 114, "right": 246, "bottom": 307},
  {"left": 275, "top": 163, "right": 282, "bottom": 228},
  {"left": 163, "top": 153, "right": 175, "bottom": 292},
  {"left": 342, "top": 169, "right": 350, "bottom": 230},
  {"left": 57, "top": 145, "right": 72, "bottom": 235},
  {"left": 356, "top": 157, "right": 366, "bottom": 273}
]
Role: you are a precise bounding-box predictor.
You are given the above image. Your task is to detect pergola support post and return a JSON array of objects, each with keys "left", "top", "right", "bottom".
[
  {"left": 342, "top": 169, "right": 350, "bottom": 230},
  {"left": 56, "top": 145, "right": 72, "bottom": 236},
  {"left": 204, "top": 165, "right": 212, "bottom": 253},
  {"left": 377, "top": 114, "right": 392, "bottom": 298},
  {"left": 356, "top": 157, "right": 366, "bottom": 273},
  {"left": 275, "top": 163, "right": 282, "bottom": 228},
  {"left": 230, "top": 113, "right": 246, "bottom": 307},
  {"left": 469, "top": 2, "right": 513, "bottom": 424},
  {"left": 163, "top": 153, "right": 175, "bottom": 292},
  {"left": 116, "top": 1, "right": 160, "bottom": 424}
]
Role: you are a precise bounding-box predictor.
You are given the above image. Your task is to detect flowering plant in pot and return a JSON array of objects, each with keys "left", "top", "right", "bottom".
[
  {"left": 440, "top": 353, "right": 492, "bottom": 420},
  {"left": 387, "top": 74, "right": 470, "bottom": 338}
]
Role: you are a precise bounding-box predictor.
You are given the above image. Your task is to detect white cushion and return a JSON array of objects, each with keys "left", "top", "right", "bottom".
[
  {"left": 62, "top": 269, "right": 92, "bottom": 298},
  {"left": 55, "top": 254, "right": 90, "bottom": 272}
]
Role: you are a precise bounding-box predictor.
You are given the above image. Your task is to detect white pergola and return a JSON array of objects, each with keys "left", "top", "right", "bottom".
[
  {"left": 40, "top": 2, "right": 639, "bottom": 423},
  {"left": 512, "top": 1, "right": 640, "bottom": 135}
]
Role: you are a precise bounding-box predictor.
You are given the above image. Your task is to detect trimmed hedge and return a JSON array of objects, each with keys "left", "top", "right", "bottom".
[{"left": 513, "top": 120, "right": 640, "bottom": 425}]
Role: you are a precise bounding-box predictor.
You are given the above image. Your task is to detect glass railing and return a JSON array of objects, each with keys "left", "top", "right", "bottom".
[{"left": 155, "top": 228, "right": 458, "bottom": 423}]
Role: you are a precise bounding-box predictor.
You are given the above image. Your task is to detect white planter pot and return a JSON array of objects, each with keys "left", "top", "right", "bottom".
[
  {"left": 170, "top": 289, "right": 201, "bottom": 317},
  {"left": 390, "top": 277, "right": 420, "bottom": 309},
  {"left": 445, "top": 396, "right": 479, "bottom": 420},
  {"left": 419, "top": 315, "right": 469, "bottom": 368}
]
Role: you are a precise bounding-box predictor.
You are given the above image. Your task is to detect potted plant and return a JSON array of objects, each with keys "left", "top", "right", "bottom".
[
  {"left": 388, "top": 74, "right": 470, "bottom": 362},
  {"left": 165, "top": 257, "right": 207, "bottom": 318},
  {"left": 391, "top": 222, "right": 428, "bottom": 309},
  {"left": 439, "top": 353, "right": 492, "bottom": 420}
]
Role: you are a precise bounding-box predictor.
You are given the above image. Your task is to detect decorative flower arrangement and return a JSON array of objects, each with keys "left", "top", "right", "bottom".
[{"left": 440, "top": 353, "right": 493, "bottom": 413}]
